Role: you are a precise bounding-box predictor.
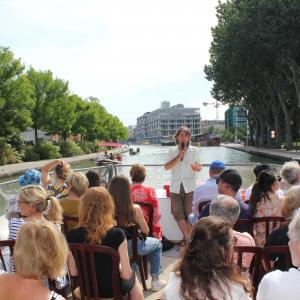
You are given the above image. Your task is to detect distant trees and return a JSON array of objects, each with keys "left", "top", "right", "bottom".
[
  {"left": 0, "top": 46, "right": 128, "bottom": 164},
  {"left": 205, "top": 0, "right": 300, "bottom": 149}
]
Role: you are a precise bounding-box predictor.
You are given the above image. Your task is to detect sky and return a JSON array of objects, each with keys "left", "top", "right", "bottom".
[{"left": 0, "top": 0, "right": 228, "bottom": 126}]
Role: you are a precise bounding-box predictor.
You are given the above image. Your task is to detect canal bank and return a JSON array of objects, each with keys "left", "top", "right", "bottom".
[
  {"left": 222, "top": 143, "right": 300, "bottom": 162},
  {"left": 0, "top": 148, "right": 124, "bottom": 179}
]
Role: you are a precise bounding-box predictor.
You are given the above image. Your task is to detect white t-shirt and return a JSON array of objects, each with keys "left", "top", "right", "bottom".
[
  {"left": 257, "top": 268, "right": 300, "bottom": 300},
  {"left": 163, "top": 272, "right": 251, "bottom": 300},
  {"left": 245, "top": 185, "right": 284, "bottom": 201},
  {"left": 166, "top": 146, "right": 201, "bottom": 194}
]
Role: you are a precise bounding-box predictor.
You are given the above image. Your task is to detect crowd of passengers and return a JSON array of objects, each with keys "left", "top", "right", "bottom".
[{"left": 1, "top": 156, "right": 300, "bottom": 300}]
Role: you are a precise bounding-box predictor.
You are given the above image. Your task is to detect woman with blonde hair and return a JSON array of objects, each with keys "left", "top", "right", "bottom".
[
  {"left": 42, "top": 159, "right": 72, "bottom": 199},
  {"left": 0, "top": 220, "right": 68, "bottom": 300},
  {"left": 60, "top": 172, "right": 89, "bottom": 231},
  {"left": 163, "top": 216, "right": 251, "bottom": 300},
  {"left": 8, "top": 185, "right": 63, "bottom": 273},
  {"left": 265, "top": 185, "right": 300, "bottom": 269},
  {"left": 67, "top": 187, "right": 143, "bottom": 300},
  {"left": 130, "top": 163, "right": 162, "bottom": 240}
]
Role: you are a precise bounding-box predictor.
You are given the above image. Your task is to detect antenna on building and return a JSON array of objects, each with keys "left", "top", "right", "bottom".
[{"left": 203, "top": 101, "right": 221, "bottom": 120}]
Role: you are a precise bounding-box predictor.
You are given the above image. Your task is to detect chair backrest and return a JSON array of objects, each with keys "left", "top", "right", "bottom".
[
  {"left": 68, "top": 243, "right": 124, "bottom": 300},
  {"left": 233, "top": 218, "right": 254, "bottom": 235},
  {"left": 234, "top": 245, "right": 264, "bottom": 292},
  {"left": 253, "top": 216, "right": 285, "bottom": 241},
  {"left": 263, "top": 245, "right": 292, "bottom": 272},
  {"left": 198, "top": 200, "right": 211, "bottom": 215},
  {"left": 62, "top": 215, "right": 79, "bottom": 234},
  {"left": 135, "top": 201, "right": 154, "bottom": 237},
  {"left": 0, "top": 240, "right": 15, "bottom": 272}
]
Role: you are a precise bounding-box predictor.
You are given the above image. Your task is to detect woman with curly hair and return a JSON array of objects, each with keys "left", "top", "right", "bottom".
[
  {"left": 66, "top": 187, "right": 143, "bottom": 300},
  {"left": 163, "top": 216, "right": 251, "bottom": 300}
]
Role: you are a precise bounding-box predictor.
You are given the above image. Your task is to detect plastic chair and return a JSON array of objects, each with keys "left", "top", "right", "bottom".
[
  {"left": 263, "top": 245, "right": 292, "bottom": 272},
  {"left": 234, "top": 245, "right": 264, "bottom": 294},
  {"left": 68, "top": 243, "right": 131, "bottom": 300},
  {"left": 125, "top": 224, "right": 148, "bottom": 290},
  {"left": 135, "top": 201, "right": 154, "bottom": 237},
  {"left": 253, "top": 216, "right": 285, "bottom": 241},
  {"left": 62, "top": 215, "right": 79, "bottom": 234},
  {"left": 0, "top": 240, "right": 15, "bottom": 271}
]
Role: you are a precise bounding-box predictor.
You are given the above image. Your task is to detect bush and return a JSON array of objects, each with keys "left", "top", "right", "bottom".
[
  {"left": 23, "top": 145, "right": 40, "bottom": 162},
  {"left": 0, "top": 138, "right": 22, "bottom": 165},
  {"left": 58, "top": 141, "right": 84, "bottom": 157},
  {"left": 35, "top": 141, "right": 61, "bottom": 160},
  {"left": 78, "top": 141, "right": 98, "bottom": 154}
]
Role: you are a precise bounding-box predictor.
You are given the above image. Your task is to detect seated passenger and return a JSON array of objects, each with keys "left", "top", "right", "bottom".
[
  {"left": 0, "top": 220, "right": 68, "bottom": 300},
  {"left": 67, "top": 187, "right": 143, "bottom": 300},
  {"left": 5, "top": 169, "right": 41, "bottom": 220},
  {"left": 250, "top": 170, "right": 284, "bottom": 247},
  {"left": 109, "top": 175, "right": 166, "bottom": 292},
  {"left": 192, "top": 160, "right": 225, "bottom": 218},
  {"left": 210, "top": 195, "right": 255, "bottom": 269},
  {"left": 41, "top": 159, "right": 72, "bottom": 199},
  {"left": 163, "top": 216, "right": 251, "bottom": 300},
  {"left": 257, "top": 208, "right": 300, "bottom": 300},
  {"left": 130, "top": 163, "right": 162, "bottom": 240},
  {"left": 200, "top": 169, "right": 252, "bottom": 233},
  {"left": 280, "top": 161, "right": 300, "bottom": 194},
  {"left": 8, "top": 185, "right": 63, "bottom": 272},
  {"left": 60, "top": 172, "right": 89, "bottom": 231},
  {"left": 265, "top": 185, "right": 300, "bottom": 270},
  {"left": 85, "top": 170, "right": 101, "bottom": 187}
]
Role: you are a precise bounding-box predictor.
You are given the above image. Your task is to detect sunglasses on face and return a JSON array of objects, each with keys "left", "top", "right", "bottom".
[{"left": 277, "top": 176, "right": 281, "bottom": 182}]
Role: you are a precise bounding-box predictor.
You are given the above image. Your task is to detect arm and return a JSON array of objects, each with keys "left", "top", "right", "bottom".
[
  {"left": 191, "top": 149, "right": 202, "bottom": 172},
  {"left": 41, "top": 159, "right": 63, "bottom": 188},
  {"left": 135, "top": 205, "right": 149, "bottom": 236},
  {"left": 164, "top": 149, "right": 185, "bottom": 170},
  {"left": 118, "top": 239, "right": 132, "bottom": 280},
  {"left": 149, "top": 189, "right": 161, "bottom": 222}
]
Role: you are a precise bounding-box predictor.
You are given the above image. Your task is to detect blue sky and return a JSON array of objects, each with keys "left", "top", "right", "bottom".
[{"left": 0, "top": 0, "right": 228, "bottom": 126}]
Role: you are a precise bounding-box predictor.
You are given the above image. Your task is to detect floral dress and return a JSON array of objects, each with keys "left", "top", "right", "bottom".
[
  {"left": 253, "top": 194, "right": 284, "bottom": 247},
  {"left": 130, "top": 184, "right": 162, "bottom": 240}
]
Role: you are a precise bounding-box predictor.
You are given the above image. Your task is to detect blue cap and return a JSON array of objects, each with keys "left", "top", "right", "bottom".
[
  {"left": 19, "top": 169, "right": 41, "bottom": 186},
  {"left": 210, "top": 160, "right": 225, "bottom": 170}
]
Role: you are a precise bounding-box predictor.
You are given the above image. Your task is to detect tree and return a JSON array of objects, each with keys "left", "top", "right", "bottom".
[
  {"left": 27, "top": 67, "right": 69, "bottom": 143},
  {"left": 0, "top": 47, "right": 33, "bottom": 137}
]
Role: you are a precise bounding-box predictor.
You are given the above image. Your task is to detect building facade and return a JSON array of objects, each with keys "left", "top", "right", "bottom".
[
  {"left": 225, "top": 106, "right": 247, "bottom": 130},
  {"left": 200, "top": 120, "right": 225, "bottom": 134},
  {"left": 135, "top": 101, "right": 201, "bottom": 144}
]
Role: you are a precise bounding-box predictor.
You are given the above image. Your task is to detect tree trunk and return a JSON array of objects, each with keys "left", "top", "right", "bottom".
[
  {"left": 271, "top": 103, "right": 283, "bottom": 148},
  {"left": 34, "top": 127, "right": 38, "bottom": 145},
  {"left": 278, "top": 93, "right": 293, "bottom": 150}
]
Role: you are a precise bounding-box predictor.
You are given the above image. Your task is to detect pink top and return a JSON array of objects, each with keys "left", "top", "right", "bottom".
[
  {"left": 253, "top": 194, "right": 283, "bottom": 247},
  {"left": 233, "top": 230, "right": 256, "bottom": 268},
  {"left": 130, "top": 183, "right": 162, "bottom": 240}
]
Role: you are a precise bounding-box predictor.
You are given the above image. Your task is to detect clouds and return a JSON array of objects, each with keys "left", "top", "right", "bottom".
[{"left": 0, "top": 0, "right": 226, "bottom": 125}]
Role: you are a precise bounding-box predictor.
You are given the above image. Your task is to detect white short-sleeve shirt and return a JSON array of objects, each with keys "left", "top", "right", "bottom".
[{"left": 167, "top": 146, "right": 201, "bottom": 194}]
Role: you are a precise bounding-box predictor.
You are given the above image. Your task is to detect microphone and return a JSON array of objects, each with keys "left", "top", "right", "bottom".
[{"left": 181, "top": 143, "right": 185, "bottom": 161}]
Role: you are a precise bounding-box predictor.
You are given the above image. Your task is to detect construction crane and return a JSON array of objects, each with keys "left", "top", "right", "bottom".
[{"left": 203, "top": 101, "right": 221, "bottom": 120}]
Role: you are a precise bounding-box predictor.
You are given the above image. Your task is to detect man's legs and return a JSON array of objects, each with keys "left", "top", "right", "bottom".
[{"left": 183, "top": 191, "right": 194, "bottom": 238}]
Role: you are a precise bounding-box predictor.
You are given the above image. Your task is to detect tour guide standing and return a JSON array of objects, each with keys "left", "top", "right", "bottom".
[{"left": 164, "top": 126, "right": 202, "bottom": 243}]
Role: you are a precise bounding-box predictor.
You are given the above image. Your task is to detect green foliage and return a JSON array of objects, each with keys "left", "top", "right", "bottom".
[
  {"left": 78, "top": 141, "right": 99, "bottom": 154},
  {"left": 0, "top": 47, "right": 33, "bottom": 136},
  {"left": 34, "top": 141, "right": 61, "bottom": 160},
  {"left": 0, "top": 137, "right": 22, "bottom": 165},
  {"left": 23, "top": 145, "right": 40, "bottom": 162},
  {"left": 57, "top": 141, "right": 84, "bottom": 157}
]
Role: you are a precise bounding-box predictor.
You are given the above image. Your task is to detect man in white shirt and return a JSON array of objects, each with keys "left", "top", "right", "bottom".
[
  {"left": 164, "top": 126, "right": 202, "bottom": 242},
  {"left": 192, "top": 160, "right": 225, "bottom": 218}
]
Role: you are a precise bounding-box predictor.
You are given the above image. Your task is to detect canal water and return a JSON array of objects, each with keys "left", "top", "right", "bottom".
[{"left": 0, "top": 145, "right": 282, "bottom": 237}]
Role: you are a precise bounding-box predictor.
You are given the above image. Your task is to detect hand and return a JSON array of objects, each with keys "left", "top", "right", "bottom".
[{"left": 191, "top": 163, "right": 202, "bottom": 172}]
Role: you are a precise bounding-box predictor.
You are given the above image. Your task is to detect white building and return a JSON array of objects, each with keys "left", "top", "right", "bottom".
[
  {"left": 135, "top": 101, "right": 201, "bottom": 144},
  {"left": 200, "top": 120, "right": 225, "bottom": 134}
]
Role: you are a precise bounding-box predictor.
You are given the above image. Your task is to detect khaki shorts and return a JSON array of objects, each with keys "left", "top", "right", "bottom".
[{"left": 170, "top": 184, "right": 194, "bottom": 221}]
